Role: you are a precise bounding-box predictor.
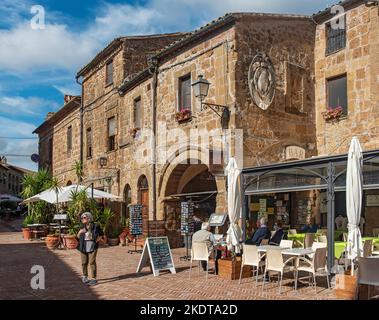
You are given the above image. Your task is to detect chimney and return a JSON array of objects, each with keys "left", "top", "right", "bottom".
[
  {"left": 45, "top": 112, "right": 55, "bottom": 121},
  {"left": 64, "top": 95, "right": 74, "bottom": 104}
]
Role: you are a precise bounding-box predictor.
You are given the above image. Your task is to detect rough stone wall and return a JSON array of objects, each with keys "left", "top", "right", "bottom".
[
  {"left": 51, "top": 109, "right": 81, "bottom": 185},
  {"left": 155, "top": 25, "right": 237, "bottom": 217},
  {"left": 37, "top": 127, "right": 53, "bottom": 172},
  {"left": 315, "top": 4, "right": 379, "bottom": 154},
  {"left": 235, "top": 15, "right": 317, "bottom": 168}
]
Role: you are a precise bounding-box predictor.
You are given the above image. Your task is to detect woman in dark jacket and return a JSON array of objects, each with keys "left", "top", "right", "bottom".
[{"left": 77, "top": 212, "right": 103, "bottom": 286}]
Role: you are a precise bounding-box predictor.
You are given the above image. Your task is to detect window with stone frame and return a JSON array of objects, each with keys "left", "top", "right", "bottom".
[
  {"left": 327, "top": 74, "right": 348, "bottom": 115},
  {"left": 106, "top": 60, "right": 113, "bottom": 86},
  {"left": 285, "top": 62, "right": 305, "bottom": 114},
  {"left": 86, "top": 127, "right": 92, "bottom": 158},
  {"left": 67, "top": 126, "right": 72, "bottom": 153},
  {"left": 107, "top": 117, "right": 116, "bottom": 151},
  {"left": 178, "top": 74, "right": 191, "bottom": 111},
  {"left": 133, "top": 97, "right": 142, "bottom": 129},
  {"left": 325, "top": 18, "right": 346, "bottom": 55}
]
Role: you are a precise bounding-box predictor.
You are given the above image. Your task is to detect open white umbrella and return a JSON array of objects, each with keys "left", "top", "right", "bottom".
[
  {"left": 225, "top": 157, "right": 242, "bottom": 254},
  {"left": 346, "top": 137, "right": 363, "bottom": 275},
  {"left": 23, "top": 184, "right": 121, "bottom": 204}
]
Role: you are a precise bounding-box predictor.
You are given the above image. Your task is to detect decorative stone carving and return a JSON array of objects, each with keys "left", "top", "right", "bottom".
[{"left": 248, "top": 53, "right": 276, "bottom": 110}]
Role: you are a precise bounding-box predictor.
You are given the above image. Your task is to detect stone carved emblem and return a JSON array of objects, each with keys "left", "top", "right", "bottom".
[{"left": 248, "top": 53, "right": 276, "bottom": 110}]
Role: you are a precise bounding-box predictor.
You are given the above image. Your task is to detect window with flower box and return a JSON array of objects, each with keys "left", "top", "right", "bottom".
[{"left": 327, "top": 74, "right": 347, "bottom": 115}]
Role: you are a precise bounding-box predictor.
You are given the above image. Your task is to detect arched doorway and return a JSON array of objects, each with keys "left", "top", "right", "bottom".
[
  {"left": 66, "top": 180, "right": 72, "bottom": 186},
  {"left": 122, "top": 184, "right": 132, "bottom": 224},
  {"left": 163, "top": 161, "right": 217, "bottom": 247},
  {"left": 138, "top": 175, "right": 149, "bottom": 236}
]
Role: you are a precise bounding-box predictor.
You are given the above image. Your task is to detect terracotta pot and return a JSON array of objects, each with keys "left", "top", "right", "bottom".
[
  {"left": 108, "top": 238, "right": 119, "bottom": 246},
  {"left": 63, "top": 235, "right": 78, "bottom": 249},
  {"left": 45, "top": 235, "right": 60, "bottom": 249},
  {"left": 22, "top": 228, "right": 31, "bottom": 240}
]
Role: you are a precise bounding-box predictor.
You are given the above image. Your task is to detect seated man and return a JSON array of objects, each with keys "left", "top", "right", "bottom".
[
  {"left": 301, "top": 216, "right": 319, "bottom": 233},
  {"left": 245, "top": 217, "right": 271, "bottom": 245},
  {"left": 192, "top": 222, "right": 217, "bottom": 273},
  {"left": 269, "top": 221, "right": 284, "bottom": 245}
]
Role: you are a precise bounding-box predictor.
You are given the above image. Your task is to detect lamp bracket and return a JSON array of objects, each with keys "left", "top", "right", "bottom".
[{"left": 201, "top": 102, "right": 229, "bottom": 118}]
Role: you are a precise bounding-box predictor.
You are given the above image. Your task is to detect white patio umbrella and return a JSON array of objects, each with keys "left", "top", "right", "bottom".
[
  {"left": 346, "top": 137, "right": 363, "bottom": 275},
  {"left": 225, "top": 157, "right": 242, "bottom": 254},
  {"left": 23, "top": 184, "right": 121, "bottom": 204}
]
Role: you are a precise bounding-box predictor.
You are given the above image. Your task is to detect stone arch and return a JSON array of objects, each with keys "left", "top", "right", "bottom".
[{"left": 66, "top": 180, "right": 72, "bottom": 186}]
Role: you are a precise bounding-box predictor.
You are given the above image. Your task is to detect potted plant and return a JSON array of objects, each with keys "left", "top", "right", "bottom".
[
  {"left": 63, "top": 223, "right": 79, "bottom": 249},
  {"left": 119, "top": 218, "right": 130, "bottom": 246},
  {"left": 108, "top": 227, "right": 121, "bottom": 246},
  {"left": 22, "top": 214, "right": 33, "bottom": 240},
  {"left": 128, "top": 127, "right": 140, "bottom": 138},
  {"left": 322, "top": 106, "right": 343, "bottom": 122},
  {"left": 175, "top": 109, "right": 192, "bottom": 122},
  {"left": 97, "top": 207, "right": 114, "bottom": 246},
  {"left": 45, "top": 231, "right": 60, "bottom": 249}
]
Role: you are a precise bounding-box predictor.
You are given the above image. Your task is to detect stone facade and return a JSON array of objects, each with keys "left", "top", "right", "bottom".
[
  {"left": 34, "top": 2, "right": 379, "bottom": 242},
  {"left": 315, "top": 2, "right": 379, "bottom": 155},
  {"left": 0, "top": 157, "right": 32, "bottom": 197}
]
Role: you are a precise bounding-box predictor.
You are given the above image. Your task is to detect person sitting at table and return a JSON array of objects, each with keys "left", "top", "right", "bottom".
[
  {"left": 269, "top": 221, "right": 284, "bottom": 245},
  {"left": 301, "top": 216, "right": 318, "bottom": 233},
  {"left": 245, "top": 217, "right": 271, "bottom": 245},
  {"left": 192, "top": 222, "right": 217, "bottom": 273}
]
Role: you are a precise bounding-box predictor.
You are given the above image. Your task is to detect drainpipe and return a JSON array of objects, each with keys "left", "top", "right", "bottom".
[
  {"left": 148, "top": 58, "right": 158, "bottom": 231},
  {"left": 76, "top": 76, "right": 84, "bottom": 183}
]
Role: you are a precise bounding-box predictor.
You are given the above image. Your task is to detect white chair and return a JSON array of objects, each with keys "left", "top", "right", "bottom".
[
  {"left": 304, "top": 233, "right": 315, "bottom": 249},
  {"left": 279, "top": 239, "right": 293, "bottom": 248},
  {"left": 295, "top": 247, "right": 330, "bottom": 293},
  {"left": 239, "top": 244, "right": 265, "bottom": 286},
  {"left": 189, "top": 241, "right": 211, "bottom": 280},
  {"left": 343, "top": 232, "right": 348, "bottom": 242},
  {"left": 363, "top": 239, "right": 373, "bottom": 258},
  {"left": 317, "top": 229, "right": 328, "bottom": 236},
  {"left": 306, "top": 242, "right": 327, "bottom": 260},
  {"left": 262, "top": 249, "right": 296, "bottom": 294},
  {"left": 358, "top": 257, "right": 379, "bottom": 299},
  {"left": 371, "top": 228, "right": 379, "bottom": 238},
  {"left": 318, "top": 235, "right": 328, "bottom": 243},
  {"left": 288, "top": 229, "right": 297, "bottom": 235}
]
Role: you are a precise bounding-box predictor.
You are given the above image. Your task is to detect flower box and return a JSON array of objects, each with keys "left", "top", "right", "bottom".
[
  {"left": 128, "top": 127, "right": 140, "bottom": 138},
  {"left": 217, "top": 257, "right": 251, "bottom": 280},
  {"left": 322, "top": 106, "right": 343, "bottom": 122},
  {"left": 175, "top": 109, "right": 192, "bottom": 123}
]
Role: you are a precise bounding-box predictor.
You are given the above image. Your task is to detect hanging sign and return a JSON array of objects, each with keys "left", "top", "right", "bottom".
[{"left": 136, "top": 237, "right": 176, "bottom": 277}]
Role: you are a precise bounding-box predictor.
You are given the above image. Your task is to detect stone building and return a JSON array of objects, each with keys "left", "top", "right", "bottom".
[
  {"left": 34, "top": 0, "right": 379, "bottom": 245},
  {"left": 0, "top": 156, "right": 33, "bottom": 197}
]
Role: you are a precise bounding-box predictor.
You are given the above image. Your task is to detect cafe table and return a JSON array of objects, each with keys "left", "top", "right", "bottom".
[
  {"left": 334, "top": 237, "right": 379, "bottom": 259},
  {"left": 27, "top": 224, "right": 47, "bottom": 240}
]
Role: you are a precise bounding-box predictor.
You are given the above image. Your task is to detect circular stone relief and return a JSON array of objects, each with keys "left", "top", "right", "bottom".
[{"left": 248, "top": 53, "right": 276, "bottom": 110}]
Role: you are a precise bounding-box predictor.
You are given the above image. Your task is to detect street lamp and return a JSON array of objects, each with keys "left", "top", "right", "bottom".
[
  {"left": 192, "top": 75, "right": 230, "bottom": 128},
  {"left": 99, "top": 156, "right": 107, "bottom": 168}
]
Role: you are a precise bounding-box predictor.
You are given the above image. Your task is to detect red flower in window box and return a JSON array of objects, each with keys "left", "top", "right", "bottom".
[
  {"left": 175, "top": 109, "right": 192, "bottom": 122},
  {"left": 128, "top": 127, "right": 140, "bottom": 138},
  {"left": 322, "top": 106, "right": 343, "bottom": 122}
]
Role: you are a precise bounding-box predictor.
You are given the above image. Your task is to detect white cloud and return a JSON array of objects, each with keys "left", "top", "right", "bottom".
[
  {"left": 0, "top": 96, "right": 59, "bottom": 116},
  {"left": 0, "top": 116, "right": 38, "bottom": 171},
  {"left": 53, "top": 84, "right": 81, "bottom": 96}
]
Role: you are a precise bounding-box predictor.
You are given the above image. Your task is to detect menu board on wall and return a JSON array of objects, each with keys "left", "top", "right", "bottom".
[
  {"left": 136, "top": 237, "right": 176, "bottom": 277},
  {"left": 129, "top": 204, "right": 143, "bottom": 236}
]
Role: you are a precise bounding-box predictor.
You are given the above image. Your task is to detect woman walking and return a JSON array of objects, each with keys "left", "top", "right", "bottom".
[{"left": 77, "top": 212, "right": 103, "bottom": 286}]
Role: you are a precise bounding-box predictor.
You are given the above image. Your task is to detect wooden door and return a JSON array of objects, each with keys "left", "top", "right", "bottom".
[{"left": 141, "top": 190, "right": 149, "bottom": 236}]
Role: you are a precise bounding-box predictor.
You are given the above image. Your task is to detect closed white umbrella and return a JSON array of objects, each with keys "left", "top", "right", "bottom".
[
  {"left": 225, "top": 158, "right": 242, "bottom": 254},
  {"left": 346, "top": 137, "right": 363, "bottom": 275},
  {"left": 23, "top": 184, "right": 120, "bottom": 204}
]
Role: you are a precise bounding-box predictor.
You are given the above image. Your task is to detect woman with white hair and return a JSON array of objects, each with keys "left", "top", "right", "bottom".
[{"left": 77, "top": 211, "right": 103, "bottom": 286}]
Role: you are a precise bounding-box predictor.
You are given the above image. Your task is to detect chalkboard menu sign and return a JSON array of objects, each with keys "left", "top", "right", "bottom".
[
  {"left": 180, "top": 201, "right": 194, "bottom": 235},
  {"left": 136, "top": 237, "right": 176, "bottom": 277},
  {"left": 129, "top": 204, "right": 143, "bottom": 236}
]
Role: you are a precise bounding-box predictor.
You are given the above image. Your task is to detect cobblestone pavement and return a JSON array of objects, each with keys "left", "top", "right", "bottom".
[{"left": 0, "top": 222, "right": 343, "bottom": 300}]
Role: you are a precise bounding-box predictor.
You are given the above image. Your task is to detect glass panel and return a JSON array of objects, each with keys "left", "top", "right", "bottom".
[
  {"left": 134, "top": 97, "right": 141, "bottom": 128},
  {"left": 108, "top": 117, "right": 116, "bottom": 136},
  {"left": 179, "top": 75, "right": 191, "bottom": 110},
  {"left": 327, "top": 75, "right": 347, "bottom": 115}
]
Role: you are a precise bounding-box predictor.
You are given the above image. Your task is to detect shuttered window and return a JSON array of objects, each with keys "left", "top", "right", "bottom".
[
  {"left": 106, "top": 60, "right": 113, "bottom": 85},
  {"left": 67, "top": 126, "right": 72, "bottom": 153},
  {"left": 86, "top": 128, "right": 92, "bottom": 158},
  {"left": 134, "top": 97, "right": 142, "bottom": 129},
  {"left": 108, "top": 117, "right": 116, "bottom": 151}
]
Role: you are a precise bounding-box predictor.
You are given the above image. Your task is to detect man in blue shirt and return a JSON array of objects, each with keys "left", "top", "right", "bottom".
[
  {"left": 301, "top": 216, "right": 319, "bottom": 233},
  {"left": 246, "top": 217, "right": 271, "bottom": 245}
]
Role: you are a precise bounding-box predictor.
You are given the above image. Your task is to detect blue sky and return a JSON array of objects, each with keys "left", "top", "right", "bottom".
[{"left": 0, "top": 0, "right": 333, "bottom": 171}]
